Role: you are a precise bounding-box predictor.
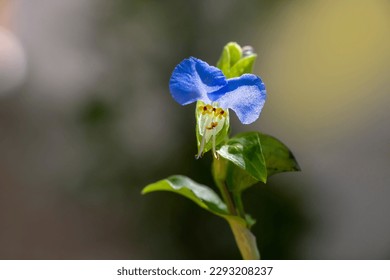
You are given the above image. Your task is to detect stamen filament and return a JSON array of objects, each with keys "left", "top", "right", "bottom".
[
  {"left": 196, "top": 123, "right": 208, "bottom": 159},
  {"left": 212, "top": 123, "right": 218, "bottom": 159}
]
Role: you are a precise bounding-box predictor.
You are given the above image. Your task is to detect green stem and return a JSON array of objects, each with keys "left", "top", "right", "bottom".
[
  {"left": 212, "top": 157, "right": 236, "bottom": 215},
  {"left": 212, "top": 157, "right": 260, "bottom": 260},
  {"left": 232, "top": 192, "right": 245, "bottom": 219},
  {"left": 218, "top": 179, "right": 237, "bottom": 216},
  {"left": 228, "top": 219, "right": 260, "bottom": 260}
]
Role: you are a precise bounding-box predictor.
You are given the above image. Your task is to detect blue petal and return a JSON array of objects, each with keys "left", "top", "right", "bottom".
[
  {"left": 209, "top": 74, "right": 266, "bottom": 124},
  {"left": 169, "top": 57, "right": 227, "bottom": 105}
]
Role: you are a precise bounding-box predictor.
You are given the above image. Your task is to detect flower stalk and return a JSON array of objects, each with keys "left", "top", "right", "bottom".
[
  {"left": 212, "top": 157, "right": 260, "bottom": 260},
  {"left": 232, "top": 192, "right": 246, "bottom": 219},
  {"left": 212, "top": 158, "right": 236, "bottom": 215},
  {"left": 228, "top": 219, "right": 260, "bottom": 260}
]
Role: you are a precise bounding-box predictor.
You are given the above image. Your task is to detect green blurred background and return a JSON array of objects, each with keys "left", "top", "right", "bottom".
[{"left": 0, "top": 0, "right": 389, "bottom": 259}]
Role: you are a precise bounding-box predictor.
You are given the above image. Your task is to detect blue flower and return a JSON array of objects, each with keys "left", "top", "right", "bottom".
[
  {"left": 169, "top": 57, "right": 266, "bottom": 125},
  {"left": 169, "top": 57, "right": 266, "bottom": 158}
]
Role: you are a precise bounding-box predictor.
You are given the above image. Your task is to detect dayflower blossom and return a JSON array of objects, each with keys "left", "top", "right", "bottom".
[{"left": 169, "top": 57, "right": 266, "bottom": 158}]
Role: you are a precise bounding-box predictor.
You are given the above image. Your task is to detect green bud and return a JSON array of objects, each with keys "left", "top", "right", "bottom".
[{"left": 216, "top": 42, "right": 258, "bottom": 78}]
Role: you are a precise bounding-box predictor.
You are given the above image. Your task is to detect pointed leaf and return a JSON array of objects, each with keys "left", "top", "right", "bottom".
[
  {"left": 142, "top": 175, "right": 258, "bottom": 258},
  {"left": 215, "top": 132, "right": 300, "bottom": 192},
  {"left": 217, "top": 132, "right": 267, "bottom": 184},
  {"left": 142, "top": 175, "right": 229, "bottom": 216},
  {"left": 259, "top": 133, "right": 301, "bottom": 176}
]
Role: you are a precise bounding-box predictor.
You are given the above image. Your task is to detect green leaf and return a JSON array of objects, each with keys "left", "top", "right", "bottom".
[
  {"left": 229, "top": 54, "right": 257, "bottom": 78},
  {"left": 225, "top": 160, "right": 260, "bottom": 192},
  {"left": 142, "top": 175, "right": 251, "bottom": 223},
  {"left": 217, "top": 132, "right": 267, "bottom": 185},
  {"left": 142, "top": 175, "right": 229, "bottom": 216},
  {"left": 142, "top": 175, "right": 260, "bottom": 259},
  {"left": 215, "top": 132, "right": 300, "bottom": 192},
  {"left": 259, "top": 133, "right": 301, "bottom": 176}
]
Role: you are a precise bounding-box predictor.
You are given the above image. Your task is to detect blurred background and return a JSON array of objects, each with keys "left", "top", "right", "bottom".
[{"left": 0, "top": 0, "right": 389, "bottom": 259}]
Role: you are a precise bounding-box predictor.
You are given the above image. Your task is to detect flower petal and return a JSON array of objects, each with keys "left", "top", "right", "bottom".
[
  {"left": 169, "top": 57, "right": 227, "bottom": 105},
  {"left": 209, "top": 74, "right": 266, "bottom": 124}
]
